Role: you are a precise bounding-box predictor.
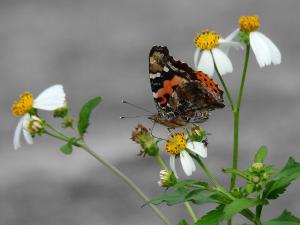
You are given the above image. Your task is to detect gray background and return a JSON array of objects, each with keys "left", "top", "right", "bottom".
[{"left": 0, "top": 0, "right": 299, "bottom": 224}]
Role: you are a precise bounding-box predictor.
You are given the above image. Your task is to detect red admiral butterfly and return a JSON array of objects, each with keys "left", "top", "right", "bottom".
[{"left": 148, "top": 46, "right": 225, "bottom": 128}]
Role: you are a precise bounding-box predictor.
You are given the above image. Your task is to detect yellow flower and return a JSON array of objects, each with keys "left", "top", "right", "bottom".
[
  {"left": 12, "top": 85, "right": 66, "bottom": 149},
  {"left": 193, "top": 29, "right": 242, "bottom": 76},
  {"left": 165, "top": 132, "right": 207, "bottom": 177}
]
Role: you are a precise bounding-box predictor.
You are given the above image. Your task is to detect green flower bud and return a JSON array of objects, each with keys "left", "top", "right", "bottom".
[
  {"left": 245, "top": 183, "right": 255, "bottom": 194},
  {"left": 26, "top": 116, "right": 45, "bottom": 136},
  {"left": 231, "top": 187, "right": 243, "bottom": 198},
  {"left": 251, "top": 162, "right": 264, "bottom": 173},
  {"left": 158, "top": 170, "right": 177, "bottom": 188},
  {"left": 62, "top": 116, "right": 74, "bottom": 128},
  {"left": 252, "top": 175, "right": 260, "bottom": 184},
  {"left": 132, "top": 124, "right": 159, "bottom": 157},
  {"left": 188, "top": 125, "right": 206, "bottom": 142},
  {"left": 53, "top": 102, "right": 68, "bottom": 118},
  {"left": 261, "top": 172, "right": 270, "bottom": 181}
]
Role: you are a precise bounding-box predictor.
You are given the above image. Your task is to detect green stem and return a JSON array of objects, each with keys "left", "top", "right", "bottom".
[
  {"left": 192, "top": 155, "right": 221, "bottom": 188},
  {"left": 44, "top": 128, "right": 173, "bottom": 225},
  {"left": 214, "top": 63, "right": 236, "bottom": 112},
  {"left": 155, "top": 154, "right": 169, "bottom": 171},
  {"left": 230, "top": 45, "right": 250, "bottom": 191},
  {"left": 184, "top": 202, "right": 198, "bottom": 223},
  {"left": 79, "top": 142, "right": 174, "bottom": 225},
  {"left": 155, "top": 154, "right": 198, "bottom": 223}
]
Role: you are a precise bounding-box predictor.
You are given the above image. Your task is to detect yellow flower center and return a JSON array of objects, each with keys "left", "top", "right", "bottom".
[
  {"left": 165, "top": 132, "right": 187, "bottom": 155},
  {"left": 12, "top": 92, "right": 34, "bottom": 116},
  {"left": 194, "top": 30, "right": 219, "bottom": 50},
  {"left": 239, "top": 15, "right": 260, "bottom": 32}
]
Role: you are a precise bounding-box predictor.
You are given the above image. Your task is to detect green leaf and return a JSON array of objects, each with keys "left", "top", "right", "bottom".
[
  {"left": 263, "top": 157, "right": 300, "bottom": 200},
  {"left": 77, "top": 96, "right": 102, "bottom": 137},
  {"left": 195, "top": 205, "right": 224, "bottom": 225},
  {"left": 174, "top": 180, "right": 209, "bottom": 189},
  {"left": 60, "top": 141, "right": 73, "bottom": 155},
  {"left": 146, "top": 188, "right": 189, "bottom": 206},
  {"left": 263, "top": 210, "right": 300, "bottom": 225},
  {"left": 185, "top": 189, "right": 216, "bottom": 205},
  {"left": 276, "top": 157, "right": 300, "bottom": 180},
  {"left": 178, "top": 219, "right": 189, "bottom": 225},
  {"left": 222, "top": 168, "right": 248, "bottom": 180},
  {"left": 223, "top": 198, "right": 266, "bottom": 220},
  {"left": 254, "top": 146, "right": 268, "bottom": 163}
]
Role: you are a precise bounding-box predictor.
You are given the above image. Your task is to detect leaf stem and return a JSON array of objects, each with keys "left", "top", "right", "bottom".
[{"left": 78, "top": 142, "right": 174, "bottom": 225}]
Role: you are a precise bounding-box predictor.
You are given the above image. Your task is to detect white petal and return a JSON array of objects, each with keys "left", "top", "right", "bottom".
[
  {"left": 194, "top": 48, "right": 201, "bottom": 69},
  {"left": 224, "top": 28, "right": 240, "bottom": 42},
  {"left": 170, "top": 155, "right": 178, "bottom": 178},
  {"left": 33, "top": 84, "right": 66, "bottom": 111},
  {"left": 13, "top": 116, "right": 26, "bottom": 150},
  {"left": 212, "top": 48, "right": 233, "bottom": 75},
  {"left": 250, "top": 32, "right": 271, "bottom": 68},
  {"left": 180, "top": 151, "right": 196, "bottom": 176},
  {"left": 22, "top": 114, "right": 33, "bottom": 145},
  {"left": 256, "top": 32, "right": 281, "bottom": 65},
  {"left": 197, "top": 50, "right": 214, "bottom": 77},
  {"left": 187, "top": 141, "right": 207, "bottom": 158}
]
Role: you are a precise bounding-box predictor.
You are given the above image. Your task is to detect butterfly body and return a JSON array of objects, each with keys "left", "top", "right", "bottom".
[{"left": 149, "top": 46, "right": 224, "bottom": 128}]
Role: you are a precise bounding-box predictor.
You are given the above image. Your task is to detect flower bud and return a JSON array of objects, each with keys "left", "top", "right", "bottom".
[
  {"left": 53, "top": 102, "right": 68, "bottom": 118},
  {"left": 26, "top": 116, "right": 45, "bottom": 135},
  {"left": 188, "top": 125, "right": 206, "bottom": 142},
  {"left": 245, "top": 183, "right": 255, "bottom": 194},
  {"left": 251, "top": 162, "right": 264, "bottom": 173},
  {"left": 252, "top": 175, "right": 260, "bottom": 184},
  {"left": 62, "top": 116, "right": 74, "bottom": 128},
  {"left": 131, "top": 124, "right": 159, "bottom": 157},
  {"left": 158, "top": 170, "right": 177, "bottom": 188}
]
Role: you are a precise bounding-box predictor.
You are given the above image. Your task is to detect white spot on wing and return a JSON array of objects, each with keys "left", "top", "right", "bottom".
[{"left": 150, "top": 73, "right": 161, "bottom": 79}]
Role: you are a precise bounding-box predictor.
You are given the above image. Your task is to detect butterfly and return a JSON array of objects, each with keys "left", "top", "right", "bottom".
[{"left": 148, "top": 46, "right": 225, "bottom": 128}]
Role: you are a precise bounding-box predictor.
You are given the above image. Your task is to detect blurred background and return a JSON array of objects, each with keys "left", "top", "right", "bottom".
[{"left": 1, "top": 0, "right": 300, "bottom": 224}]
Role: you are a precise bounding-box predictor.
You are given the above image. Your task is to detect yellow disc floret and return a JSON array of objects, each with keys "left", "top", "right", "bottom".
[
  {"left": 165, "top": 132, "right": 187, "bottom": 155},
  {"left": 194, "top": 30, "right": 220, "bottom": 50},
  {"left": 12, "top": 92, "right": 34, "bottom": 116},
  {"left": 239, "top": 15, "right": 260, "bottom": 32}
]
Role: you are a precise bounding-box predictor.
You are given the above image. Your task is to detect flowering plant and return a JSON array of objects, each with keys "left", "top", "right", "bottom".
[{"left": 11, "top": 15, "right": 299, "bottom": 225}]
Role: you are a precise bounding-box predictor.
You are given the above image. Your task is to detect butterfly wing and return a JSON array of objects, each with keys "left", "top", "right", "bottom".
[{"left": 149, "top": 45, "right": 224, "bottom": 127}]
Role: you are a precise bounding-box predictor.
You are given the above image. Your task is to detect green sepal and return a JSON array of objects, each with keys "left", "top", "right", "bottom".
[
  {"left": 77, "top": 96, "right": 102, "bottom": 137},
  {"left": 254, "top": 146, "right": 268, "bottom": 163}
]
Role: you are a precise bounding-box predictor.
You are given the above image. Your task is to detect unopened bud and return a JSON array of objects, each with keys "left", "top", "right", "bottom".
[
  {"left": 251, "top": 162, "right": 264, "bottom": 172},
  {"left": 131, "top": 124, "right": 159, "bottom": 157},
  {"left": 26, "top": 116, "right": 45, "bottom": 135},
  {"left": 188, "top": 125, "right": 206, "bottom": 142},
  {"left": 158, "top": 170, "right": 177, "bottom": 188}
]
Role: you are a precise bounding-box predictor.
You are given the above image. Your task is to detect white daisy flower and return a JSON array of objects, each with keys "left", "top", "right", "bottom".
[
  {"left": 165, "top": 132, "right": 207, "bottom": 177},
  {"left": 11, "top": 84, "right": 66, "bottom": 149},
  {"left": 229, "top": 15, "right": 281, "bottom": 68},
  {"left": 194, "top": 29, "right": 242, "bottom": 77}
]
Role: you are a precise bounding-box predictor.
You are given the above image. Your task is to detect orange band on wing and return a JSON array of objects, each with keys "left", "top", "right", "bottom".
[
  {"left": 195, "top": 71, "right": 222, "bottom": 96},
  {"left": 156, "top": 75, "right": 186, "bottom": 105}
]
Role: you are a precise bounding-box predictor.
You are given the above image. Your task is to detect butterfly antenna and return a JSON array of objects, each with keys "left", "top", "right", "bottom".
[
  {"left": 120, "top": 115, "right": 151, "bottom": 119},
  {"left": 121, "top": 98, "right": 154, "bottom": 114}
]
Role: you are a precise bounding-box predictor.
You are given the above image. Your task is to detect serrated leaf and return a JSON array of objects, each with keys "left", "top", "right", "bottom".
[
  {"left": 263, "top": 210, "right": 300, "bottom": 225},
  {"left": 222, "top": 168, "right": 248, "bottom": 180},
  {"left": 276, "top": 157, "right": 300, "bottom": 180},
  {"left": 77, "top": 96, "right": 102, "bottom": 137},
  {"left": 223, "top": 198, "right": 266, "bottom": 220},
  {"left": 60, "top": 142, "right": 73, "bottom": 155},
  {"left": 255, "top": 146, "right": 268, "bottom": 163},
  {"left": 263, "top": 157, "right": 300, "bottom": 200},
  {"left": 196, "top": 205, "right": 224, "bottom": 225},
  {"left": 185, "top": 189, "right": 216, "bottom": 205},
  {"left": 146, "top": 188, "right": 189, "bottom": 206},
  {"left": 178, "top": 219, "right": 189, "bottom": 225}
]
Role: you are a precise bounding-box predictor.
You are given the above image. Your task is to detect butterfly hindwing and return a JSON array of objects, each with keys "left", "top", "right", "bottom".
[{"left": 149, "top": 46, "right": 224, "bottom": 128}]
